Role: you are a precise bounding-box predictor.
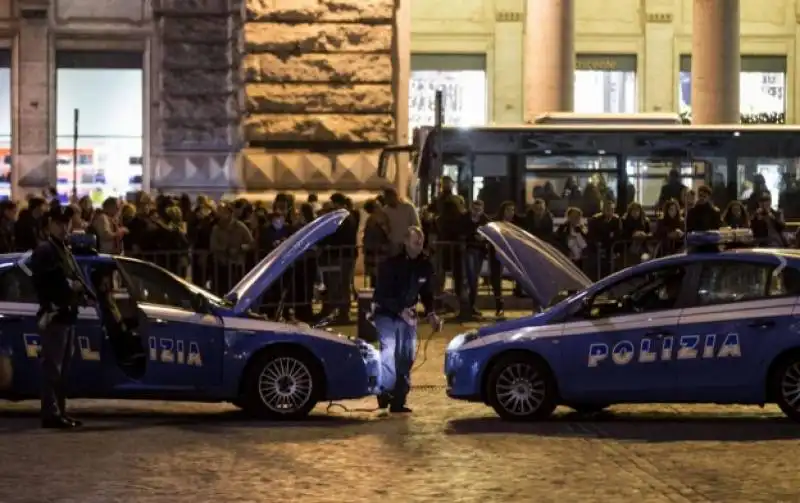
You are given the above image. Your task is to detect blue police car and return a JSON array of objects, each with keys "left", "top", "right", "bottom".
[
  {"left": 446, "top": 223, "right": 800, "bottom": 421},
  {"left": 0, "top": 209, "right": 380, "bottom": 420}
]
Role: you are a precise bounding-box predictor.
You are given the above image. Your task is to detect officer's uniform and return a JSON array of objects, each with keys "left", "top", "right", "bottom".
[
  {"left": 372, "top": 250, "right": 435, "bottom": 412},
  {"left": 29, "top": 206, "right": 87, "bottom": 428}
]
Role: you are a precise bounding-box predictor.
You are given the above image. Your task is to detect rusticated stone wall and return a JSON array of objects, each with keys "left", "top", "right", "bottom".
[
  {"left": 238, "top": 0, "right": 404, "bottom": 197},
  {"left": 150, "top": 0, "right": 243, "bottom": 195},
  {"left": 243, "top": 0, "right": 396, "bottom": 145}
]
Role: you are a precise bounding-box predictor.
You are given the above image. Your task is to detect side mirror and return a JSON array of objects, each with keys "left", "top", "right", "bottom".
[
  {"left": 313, "top": 309, "right": 339, "bottom": 329},
  {"left": 191, "top": 292, "right": 210, "bottom": 313},
  {"left": 617, "top": 294, "right": 635, "bottom": 312}
]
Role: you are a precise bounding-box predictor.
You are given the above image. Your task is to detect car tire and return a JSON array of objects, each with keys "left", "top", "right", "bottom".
[
  {"left": 566, "top": 403, "right": 609, "bottom": 415},
  {"left": 486, "top": 353, "right": 557, "bottom": 421},
  {"left": 771, "top": 354, "right": 800, "bottom": 422},
  {"left": 241, "top": 349, "right": 320, "bottom": 420}
]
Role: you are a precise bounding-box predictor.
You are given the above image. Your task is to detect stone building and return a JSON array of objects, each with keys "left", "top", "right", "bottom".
[
  {"left": 6, "top": 0, "right": 409, "bottom": 203},
  {"left": 241, "top": 0, "right": 408, "bottom": 202},
  {"left": 0, "top": 0, "right": 789, "bottom": 203},
  {"left": 412, "top": 0, "right": 796, "bottom": 127}
]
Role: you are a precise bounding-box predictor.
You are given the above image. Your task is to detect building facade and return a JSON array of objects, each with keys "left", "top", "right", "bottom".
[
  {"left": 3, "top": 0, "right": 410, "bottom": 202},
  {"left": 413, "top": 0, "right": 797, "bottom": 130},
  {"left": 0, "top": 0, "right": 794, "bottom": 202}
]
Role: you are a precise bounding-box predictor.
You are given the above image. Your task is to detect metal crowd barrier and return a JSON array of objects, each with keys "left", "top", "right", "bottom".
[{"left": 120, "top": 234, "right": 784, "bottom": 322}]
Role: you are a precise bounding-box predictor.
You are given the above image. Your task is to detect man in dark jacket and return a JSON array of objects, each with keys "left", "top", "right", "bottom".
[
  {"left": 686, "top": 185, "right": 721, "bottom": 232},
  {"left": 657, "top": 168, "right": 688, "bottom": 210},
  {"left": 15, "top": 197, "right": 46, "bottom": 251},
  {"left": 586, "top": 200, "right": 622, "bottom": 280},
  {"left": 30, "top": 206, "right": 94, "bottom": 429},
  {"left": 318, "top": 193, "right": 358, "bottom": 323},
  {"left": 372, "top": 226, "right": 441, "bottom": 413},
  {"left": 457, "top": 199, "right": 489, "bottom": 319}
]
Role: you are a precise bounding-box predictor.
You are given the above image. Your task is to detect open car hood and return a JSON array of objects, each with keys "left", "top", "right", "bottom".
[
  {"left": 478, "top": 221, "right": 592, "bottom": 307},
  {"left": 226, "top": 209, "right": 349, "bottom": 315}
]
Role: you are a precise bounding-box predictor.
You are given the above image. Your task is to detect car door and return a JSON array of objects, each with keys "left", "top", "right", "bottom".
[
  {"left": 116, "top": 258, "right": 224, "bottom": 391},
  {"left": 13, "top": 253, "right": 108, "bottom": 397},
  {"left": 0, "top": 264, "right": 45, "bottom": 397},
  {"left": 557, "top": 263, "right": 690, "bottom": 403},
  {"left": 675, "top": 259, "right": 794, "bottom": 401}
]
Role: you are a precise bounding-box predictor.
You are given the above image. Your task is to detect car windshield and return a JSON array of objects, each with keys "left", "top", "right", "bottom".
[
  {"left": 177, "top": 275, "right": 232, "bottom": 308},
  {"left": 116, "top": 257, "right": 231, "bottom": 309}
]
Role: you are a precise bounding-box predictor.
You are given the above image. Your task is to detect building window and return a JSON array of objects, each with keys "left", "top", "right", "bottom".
[
  {"left": 574, "top": 54, "right": 637, "bottom": 113},
  {"left": 0, "top": 50, "right": 11, "bottom": 200},
  {"left": 56, "top": 50, "right": 143, "bottom": 205},
  {"left": 678, "top": 55, "right": 786, "bottom": 122},
  {"left": 409, "top": 53, "right": 488, "bottom": 133}
]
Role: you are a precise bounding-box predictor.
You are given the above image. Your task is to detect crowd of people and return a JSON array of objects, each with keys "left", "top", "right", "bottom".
[
  {"left": 400, "top": 169, "right": 795, "bottom": 319},
  {"left": 0, "top": 166, "right": 794, "bottom": 323}
]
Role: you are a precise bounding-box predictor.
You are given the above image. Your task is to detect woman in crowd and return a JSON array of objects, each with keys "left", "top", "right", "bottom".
[
  {"left": 721, "top": 200, "right": 750, "bottom": 229},
  {"left": 655, "top": 199, "right": 685, "bottom": 255},
  {"left": 620, "top": 202, "right": 651, "bottom": 267}
]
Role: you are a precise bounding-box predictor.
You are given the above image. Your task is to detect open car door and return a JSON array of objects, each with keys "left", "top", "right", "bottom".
[{"left": 478, "top": 221, "right": 592, "bottom": 307}]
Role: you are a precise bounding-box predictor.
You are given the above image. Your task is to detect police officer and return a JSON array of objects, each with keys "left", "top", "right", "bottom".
[
  {"left": 372, "top": 225, "right": 441, "bottom": 413},
  {"left": 30, "top": 205, "right": 93, "bottom": 429}
]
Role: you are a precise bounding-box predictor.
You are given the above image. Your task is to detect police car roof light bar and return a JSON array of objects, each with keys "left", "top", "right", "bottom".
[
  {"left": 685, "top": 228, "right": 754, "bottom": 249},
  {"left": 68, "top": 232, "right": 99, "bottom": 255}
]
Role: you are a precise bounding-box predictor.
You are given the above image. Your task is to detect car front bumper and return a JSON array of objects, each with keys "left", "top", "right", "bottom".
[
  {"left": 355, "top": 338, "right": 380, "bottom": 395},
  {"left": 445, "top": 348, "right": 483, "bottom": 402}
]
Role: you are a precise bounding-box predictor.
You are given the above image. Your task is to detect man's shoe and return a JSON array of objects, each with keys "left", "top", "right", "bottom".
[
  {"left": 41, "top": 416, "right": 77, "bottom": 429},
  {"left": 389, "top": 405, "right": 412, "bottom": 413},
  {"left": 62, "top": 416, "right": 83, "bottom": 427},
  {"left": 377, "top": 393, "right": 391, "bottom": 409}
]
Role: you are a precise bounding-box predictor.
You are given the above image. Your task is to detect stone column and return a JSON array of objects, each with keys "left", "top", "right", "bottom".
[
  {"left": 393, "top": 0, "right": 411, "bottom": 195},
  {"left": 150, "top": 0, "right": 242, "bottom": 197},
  {"left": 13, "top": 12, "right": 54, "bottom": 198},
  {"left": 691, "top": 0, "right": 740, "bottom": 124},
  {"left": 523, "top": 0, "right": 574, "bottom": 121}
]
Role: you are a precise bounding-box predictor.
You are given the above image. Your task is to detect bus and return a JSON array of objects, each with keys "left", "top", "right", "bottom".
[
  {"left": 530, "top": 112, "right": 683, "bottom": 125},
  {"left": 378, "top": 117, "right": 800, "bottom": 219}
]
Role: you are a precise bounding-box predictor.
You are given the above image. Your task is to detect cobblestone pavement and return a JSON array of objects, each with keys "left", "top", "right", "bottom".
[{"left": 1, "top": 329, "right": 800, "bottom": 503}]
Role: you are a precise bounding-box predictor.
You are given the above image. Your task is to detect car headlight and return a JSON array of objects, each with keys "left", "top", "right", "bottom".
[
  {"left": 463, "top": 330, "right": 480, "bottom": 344},
  {"left": 447, "top": 330, "right": 480, "bottom": 351}
]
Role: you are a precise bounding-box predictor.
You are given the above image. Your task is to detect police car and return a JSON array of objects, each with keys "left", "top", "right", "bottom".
[
  {"left": 445, "top": 223, "right": 800, "bottom": 421},
  {"left": 0, "top": 209, "right": 380, "bottom": 420}
]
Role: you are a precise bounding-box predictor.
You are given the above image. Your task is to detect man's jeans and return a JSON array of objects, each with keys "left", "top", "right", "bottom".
[
  {"left": 374, "top": 315, "right": 417, "bottom": 407},
  {"left": 463, "top": 249, "right": 484, "bottom": 309},
  {"left": 321, "top": 258, "right": 354, "bottom": 319}
]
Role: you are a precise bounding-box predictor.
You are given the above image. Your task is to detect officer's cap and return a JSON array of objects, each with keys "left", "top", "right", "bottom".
[{"left": 45, "top": 205, "right": 74, "bottom": 225}]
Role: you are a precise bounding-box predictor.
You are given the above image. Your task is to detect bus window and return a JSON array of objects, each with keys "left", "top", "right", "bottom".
[
  {"left": 473, "top": 155, "right": 512, "bottom": 215},
  {"left": 737, "top": 157, "right": 794, "bottom": 212},
  {"left": 625, "top": 157, "right": 725, "bottom": 210},
  {"left": 525, "top": 155, "right": 618, "bottom": 217},
  {"left": 440, "top": 153, "right": 512, "bottom": 216}
]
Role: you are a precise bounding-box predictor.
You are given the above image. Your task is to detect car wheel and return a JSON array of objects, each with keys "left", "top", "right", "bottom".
[
  {"left": 242, "top": 350, "right": 320, "bottom": 420},
  {"left": 773, "top": 355, "right": 800, "bottom": 422},
  {"left": 486, "top": 353, "right": 557, "bottom": 421},
  {"left": 566, "top": 403, "right": 609, "bottom": 415}
]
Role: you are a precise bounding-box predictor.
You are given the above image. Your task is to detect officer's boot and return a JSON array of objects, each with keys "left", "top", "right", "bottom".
[
  {"left": 495, "top": 298, "right": 505, "bottom": 319},
  {"left": 377, "top": 392, "right": 391, "bottom": 410}
]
